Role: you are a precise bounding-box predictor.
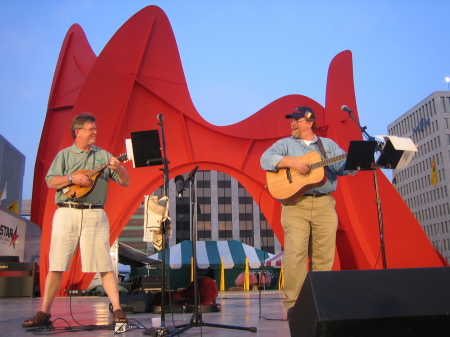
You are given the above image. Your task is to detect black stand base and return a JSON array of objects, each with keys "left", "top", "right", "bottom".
[
  {"left": 170, "top": 312, "right": 257, "bottom": 336},
  {"left": 143, "top": 326, "right": 169, "bottom": 337},
  {"left": 152, "top": 303, "right": 221, "bottom": 314},
  {"left": 142, "top": 312, "right": 257, "bottom": 336}
]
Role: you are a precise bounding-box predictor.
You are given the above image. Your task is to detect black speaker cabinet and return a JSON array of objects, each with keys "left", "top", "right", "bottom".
[
  {"left": 0, "top": 262, "right": 36, "bottom": 297},
  {"left": 141, "top": 275, "right": 167, "bottom": 290},
  {"left": 289, "top": 268, "right": 450, "bottom": 337}
]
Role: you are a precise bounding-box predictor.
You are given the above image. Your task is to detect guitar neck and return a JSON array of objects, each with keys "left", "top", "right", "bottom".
[{"left": 310, "top": 153, "right": 347, "bottom": 170}]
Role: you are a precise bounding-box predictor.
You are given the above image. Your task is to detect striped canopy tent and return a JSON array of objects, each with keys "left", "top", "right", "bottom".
[
  {"left": 264, "top": 251, "right": 283, "bottom": 268},
  {"left": 149, "top": 240, "right": 274, "bottom": 269}
]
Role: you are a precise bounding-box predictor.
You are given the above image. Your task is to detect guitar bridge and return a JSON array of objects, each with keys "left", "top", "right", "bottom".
[{"left": 286, "top": 168, "right": 292, "bottom": 184}]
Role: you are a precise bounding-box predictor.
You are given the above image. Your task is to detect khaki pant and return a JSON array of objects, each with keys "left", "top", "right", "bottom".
[{"left": 281, "top": 195, "right": 338, "bottom": 310}]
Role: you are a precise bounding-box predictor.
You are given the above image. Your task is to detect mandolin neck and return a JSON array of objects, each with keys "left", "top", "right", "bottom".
[
  {"left": 87, "top": 154, "right": 127, "bottom": 177},
  {"left": 88, "top": 163, "right": 109, "bottom": 177}
]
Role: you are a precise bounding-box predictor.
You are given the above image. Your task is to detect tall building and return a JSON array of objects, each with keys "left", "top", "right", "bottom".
[
  {"left": 0, "top": 134, "right": 25, "bottom": 214},
  {"left": 387, "top": 91, "right": 450, "bottom": 262},
  {"left": 119, "top": 170, "right": 282, "bottom": 256},
  {"left": 0, "top": 135, "right": 40, "bottom": 265}
]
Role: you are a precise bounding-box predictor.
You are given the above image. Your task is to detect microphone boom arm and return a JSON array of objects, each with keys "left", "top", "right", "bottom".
[{"left": 343, "top": 107, "right": 382, "bottom": 152}]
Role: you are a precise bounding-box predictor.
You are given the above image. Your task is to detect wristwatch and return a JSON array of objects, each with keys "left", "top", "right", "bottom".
[{"left": 67, "top": 174, "right": 72, "bottom": 183}]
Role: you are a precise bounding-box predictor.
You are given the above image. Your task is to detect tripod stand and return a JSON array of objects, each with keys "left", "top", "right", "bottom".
[{"left": 168, "top": 165, "right": 257, "bottom": 336}]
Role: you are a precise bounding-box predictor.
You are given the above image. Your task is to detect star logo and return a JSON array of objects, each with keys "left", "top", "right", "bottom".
[{"left": 9, "top": 226, "right": 19, "bottom": 248}]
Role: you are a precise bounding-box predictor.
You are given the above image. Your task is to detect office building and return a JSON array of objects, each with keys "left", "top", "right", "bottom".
[
  {"left": 119, "top": 170, "right": 282, "bottom": 256},
  {"left": 387, "top": 91, "right": 450, "bottom": 262}
]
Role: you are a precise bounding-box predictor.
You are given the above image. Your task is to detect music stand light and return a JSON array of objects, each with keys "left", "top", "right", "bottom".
[{"left": 376, "top": 136, "right": 417, "bottom": 169}]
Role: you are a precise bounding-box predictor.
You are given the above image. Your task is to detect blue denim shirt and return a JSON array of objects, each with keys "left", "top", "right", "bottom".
[{"left": 260, "top": 135, "right": 353, "bottom": 194}]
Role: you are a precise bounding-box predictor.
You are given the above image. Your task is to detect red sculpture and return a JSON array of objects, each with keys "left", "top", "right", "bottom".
[{"left": 31, "top": 6, "right": 447, "bottom": 296}]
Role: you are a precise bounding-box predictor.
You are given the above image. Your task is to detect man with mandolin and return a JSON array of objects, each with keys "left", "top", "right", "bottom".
[
  {"left": 260, "top": 106, "right": 354, "bottom": 319},
  {"left": 23, "top": 113, "right": 130, "bottom": 328}
]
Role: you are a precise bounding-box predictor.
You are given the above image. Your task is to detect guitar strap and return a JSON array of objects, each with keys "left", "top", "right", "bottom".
[{"left": 316, "top": 137, "right": 327, "bottom": 159}]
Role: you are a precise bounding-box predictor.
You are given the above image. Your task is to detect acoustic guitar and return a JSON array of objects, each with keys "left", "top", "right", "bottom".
[
  {"left": 266, "top": 151, "right": 347, "bottom": 203},
  {"left": 61, "top": 153, "right": 127, "bottom": 201}
]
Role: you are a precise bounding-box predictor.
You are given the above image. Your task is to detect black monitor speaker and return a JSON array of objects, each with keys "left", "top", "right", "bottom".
[{"left": 289, "top": 268, "right": 450, "bottom": 337}]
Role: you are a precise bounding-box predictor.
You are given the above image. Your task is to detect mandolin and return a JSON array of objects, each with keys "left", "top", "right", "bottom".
[
  {"left": 61, "top": 153, "right": 127, "bottom": 200},
  {"left": 266, "top": 151, "right": 347, "bottom": 203}
]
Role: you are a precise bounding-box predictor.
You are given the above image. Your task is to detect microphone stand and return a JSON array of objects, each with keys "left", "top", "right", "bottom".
[
  {"left": 344, "top": 108, "right": 387, "bottom": 269},
  {"left": 169, "top": 165, "right": 257, "bottom": 336},
  {"left": 143, "top": 114, "right": 171, "bottom": 336}
]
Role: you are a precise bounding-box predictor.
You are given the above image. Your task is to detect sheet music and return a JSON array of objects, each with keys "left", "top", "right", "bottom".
[{"left": 125, "top": 139, "right": 135, "bottom": 168}]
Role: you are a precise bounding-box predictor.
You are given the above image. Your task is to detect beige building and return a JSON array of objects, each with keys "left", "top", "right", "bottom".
[{"left": 387, "top": 91, "right": 450, "bottom": 262}]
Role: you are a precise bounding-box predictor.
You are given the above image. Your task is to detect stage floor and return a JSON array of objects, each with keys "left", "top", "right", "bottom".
[{"left": 3, "top": 290, "right": 289, "bottom": 336}]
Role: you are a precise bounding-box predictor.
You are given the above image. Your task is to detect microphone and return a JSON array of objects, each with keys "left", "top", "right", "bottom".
[
  {"left": 341, "top": 105, "right": 353, "bottom": 113},
  {"left": 174, "top": 175, "right": 185, "bottom": 198},
  {"left": 186, "top": 165, "right": 199, "bottom": 182},
  {"left": 157, "top": 114, "right": 164, "bottom": 121}
]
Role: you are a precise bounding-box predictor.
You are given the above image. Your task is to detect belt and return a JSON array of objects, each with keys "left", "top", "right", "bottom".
[
  {"left": 57, "top": 203, "right": 104, "bottom": 209},
  {"left": 303, "top": 192, "right": 330, "bottom": 198}
]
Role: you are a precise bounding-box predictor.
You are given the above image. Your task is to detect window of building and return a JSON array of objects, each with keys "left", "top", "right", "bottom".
[
  {"left": 260, "top": 213, "right": 275, "bottom": 254},
  {"left": 441, "top": 96, "right": 447, "bottom": 113},
  {"left": 237, "top": 182, "right": 254, "bottom": 246}
]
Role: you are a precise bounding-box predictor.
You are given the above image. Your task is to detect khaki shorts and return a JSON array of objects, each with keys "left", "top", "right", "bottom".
[{"left": 48, "top": 207, "right": 114, "bottom": 273}]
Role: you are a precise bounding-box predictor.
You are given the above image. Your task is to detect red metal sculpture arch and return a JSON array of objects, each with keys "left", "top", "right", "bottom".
[{"left": 31, "top": 6, "right": 447, "bottom": 295}]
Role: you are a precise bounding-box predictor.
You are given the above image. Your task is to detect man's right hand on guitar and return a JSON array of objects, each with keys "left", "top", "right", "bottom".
[{"left": 277, "top": 156, "right": 311, "bottom": 175}]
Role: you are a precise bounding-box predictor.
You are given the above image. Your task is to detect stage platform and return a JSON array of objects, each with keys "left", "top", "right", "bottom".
[{"left": 3, "top": 290, "right": 289, "bottom": 336}]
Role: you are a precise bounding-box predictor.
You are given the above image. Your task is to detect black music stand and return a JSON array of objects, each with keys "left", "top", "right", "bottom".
[
  {"left": 344, "top": 140, "right": 378, "bottom": 171},
  {"left": 342, "top": 103, "right": 395, "bottom": 269},
  {"left": 345, "top": 139, "right": 390, "bottom": 269},
  {"left": 345, "top": 137, "right": 417, "bottom": 269},
  {"left": 130, "top": 130, "right": 164, "bottom": 167},
  {"left": 129, "top": 127, "right": 172, "bottom": 336}
]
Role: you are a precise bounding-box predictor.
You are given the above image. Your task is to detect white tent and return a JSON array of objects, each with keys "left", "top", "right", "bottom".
[{"left": 149, "top": 240, "right": 274, "bottom": 269}]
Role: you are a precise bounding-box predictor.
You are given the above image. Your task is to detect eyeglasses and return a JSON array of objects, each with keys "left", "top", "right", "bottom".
[
  {"left": 289, "top": 118, "right": 307, "bottom": 124},
  {"left": 79, "top": 127, "right": 98, "bottom": 133}
]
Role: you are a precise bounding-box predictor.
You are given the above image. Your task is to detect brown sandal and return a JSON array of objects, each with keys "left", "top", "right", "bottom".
[
  {"left": 112, "top": 309, "right": 128, "bottom": 323},
  {"left": 22, "top": 311, "right": 52, "bottom": 327}
]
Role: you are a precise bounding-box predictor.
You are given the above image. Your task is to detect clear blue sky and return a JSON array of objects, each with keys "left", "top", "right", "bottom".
[{"left": 1, "top": 1, "right": 449, "bottom": 199}]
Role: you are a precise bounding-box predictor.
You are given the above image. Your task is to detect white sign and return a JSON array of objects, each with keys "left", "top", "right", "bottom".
[{"left": 0, "top": 208, "right": 26, "bottom": 261}]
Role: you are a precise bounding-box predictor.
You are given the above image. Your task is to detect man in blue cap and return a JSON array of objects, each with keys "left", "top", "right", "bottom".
[{"left": 260, "top": 106, "right": 354, "bottom": 318}]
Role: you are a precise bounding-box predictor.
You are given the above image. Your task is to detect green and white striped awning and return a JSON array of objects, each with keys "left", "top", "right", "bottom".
[{"left": 149, "top": 240, "right": 274, "bottom": 269}]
